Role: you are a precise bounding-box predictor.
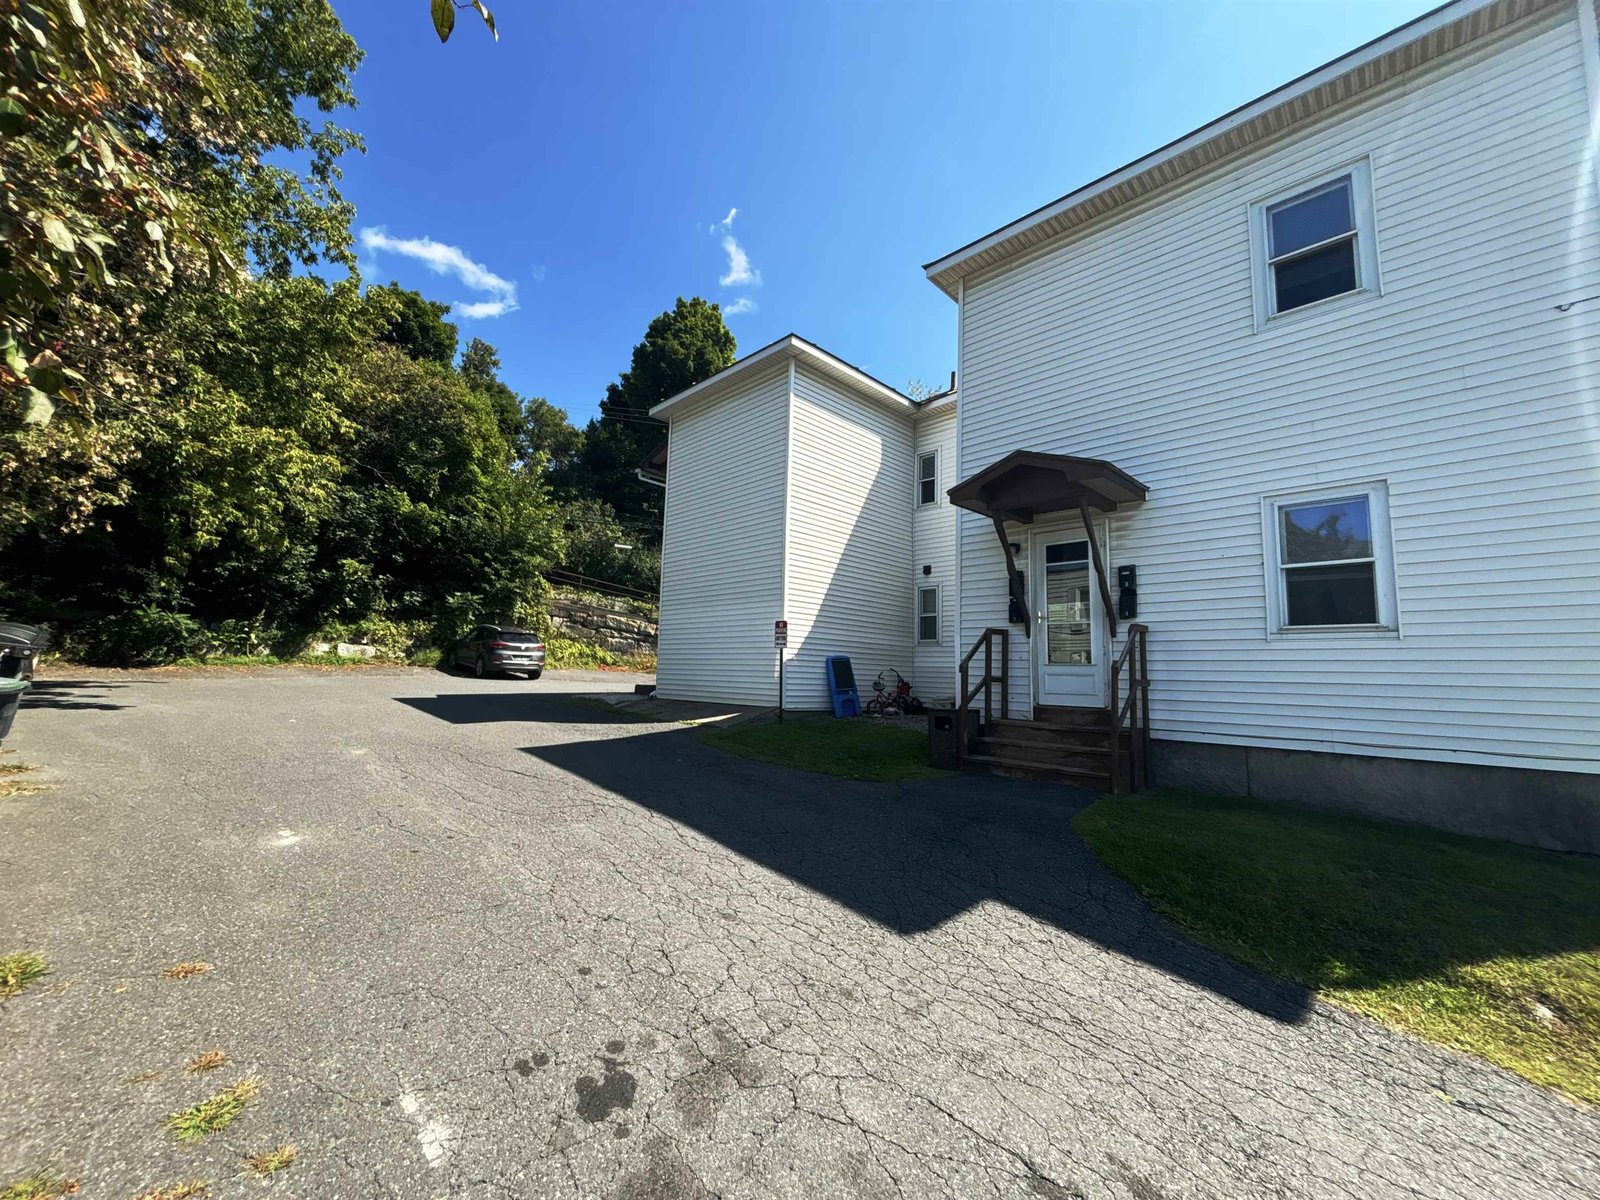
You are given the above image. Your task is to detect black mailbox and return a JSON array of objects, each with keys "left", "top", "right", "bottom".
[
  {"left": 1008, "top": 570, "right": 1028, "bottom": 624},
  {"left": 1117, "top": 565, "right": 1138, "bottom": 620}
]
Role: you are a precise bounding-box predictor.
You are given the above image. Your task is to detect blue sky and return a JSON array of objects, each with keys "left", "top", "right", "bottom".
[{"left": 330, "top": 0, "right": 1439, "bottom": 423}]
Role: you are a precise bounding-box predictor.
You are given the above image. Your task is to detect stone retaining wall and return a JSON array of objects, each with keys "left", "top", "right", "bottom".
[{"left": 549, "top": 598, "right": 657, "bottom": 658}]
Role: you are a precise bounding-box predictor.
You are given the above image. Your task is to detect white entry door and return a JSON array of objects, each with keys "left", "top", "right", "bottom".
[{"left": 1030, "top": 527, "right": 1108, "bottom": 708}]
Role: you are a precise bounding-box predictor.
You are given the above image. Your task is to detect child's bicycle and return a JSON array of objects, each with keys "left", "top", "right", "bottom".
[{"left": 865, "top": 669, "right": 923, "bottom": 716}]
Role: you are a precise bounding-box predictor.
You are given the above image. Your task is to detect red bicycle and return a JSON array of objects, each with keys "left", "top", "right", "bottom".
[{"left": 865, "top": 669, "right": 919, "bottom": 716}]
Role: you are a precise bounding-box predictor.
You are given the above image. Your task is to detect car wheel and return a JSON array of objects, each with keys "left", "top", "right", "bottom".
[
  {"left": 474, "top": 655, "right": 487, "bottom": 679},
  {"left": 440, "top": 649, "right": 455, "bottom": 672}
]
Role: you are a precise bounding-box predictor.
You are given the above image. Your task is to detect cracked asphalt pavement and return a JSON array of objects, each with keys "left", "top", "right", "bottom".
[{"left": 1, "top": 667, "right": 1596, "bottom": 1198}]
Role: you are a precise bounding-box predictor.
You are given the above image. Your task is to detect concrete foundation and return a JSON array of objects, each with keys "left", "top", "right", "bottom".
[{"left": 1150, "top": 739, "right": 1600, "bottom": 855}]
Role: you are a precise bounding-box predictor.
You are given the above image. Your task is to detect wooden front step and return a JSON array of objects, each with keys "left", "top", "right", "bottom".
[
  {"left": 964, "top": 753, "right": 1111, "bottom": 789},
  {"left": 973, "top": 736, "right": 1110, "bottom": 773},
  {"left": 990, "top": 719, "right": 1121, "bottom": 749},
  {"left": 1032, "top": 704, "right": 1113, "bottom": 728},
  {"left": 964, "top": 705, "right": 1118, "bottom": 790}
]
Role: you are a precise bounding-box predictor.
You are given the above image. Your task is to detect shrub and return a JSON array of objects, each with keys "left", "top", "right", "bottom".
[{"left": 67, "top": 607, "right": 206, "bottom": 666}]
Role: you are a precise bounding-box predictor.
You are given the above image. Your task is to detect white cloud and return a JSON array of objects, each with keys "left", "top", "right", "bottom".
[
  {"left": 721, "top": 207, "right": 738, "bottom": 228},
  {"left": 719, "top": 235, "right": 760, "bottom": 287},
  {"left": 455, "top": 299, "right": 517, "bottom": 318},
  {"left": 722, "top": 297, "right": 756, "bottom": 317},
  {"left": 358, "top": 227, "right": 518, "bottom": 319}
]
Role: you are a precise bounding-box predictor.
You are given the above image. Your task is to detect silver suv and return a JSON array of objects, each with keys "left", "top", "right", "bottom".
[{"left": 445, "top": 625, "right": 546, "bottom": 679}]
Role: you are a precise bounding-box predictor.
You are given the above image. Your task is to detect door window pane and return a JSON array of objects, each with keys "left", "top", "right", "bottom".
[
  {"left": 1281, "top": 498, "right": 1372, "bottom": 563},
  {"left": 1273, "top": 239, "right": 1357, "bottom": 312},
  {"left": 1268, "top": 179, "right": 1353, "bottom": 257},
  {"left": 1044, "top": 541, "right": 1092, "bottom": 666},
  {"left": 1283, "top": 562, "right": 1378, "bottom": 626}
]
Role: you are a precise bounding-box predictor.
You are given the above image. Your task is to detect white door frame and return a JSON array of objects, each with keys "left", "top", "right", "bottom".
[{"left": 1028, "top": 517, "right": 1110, "bottom": 710}]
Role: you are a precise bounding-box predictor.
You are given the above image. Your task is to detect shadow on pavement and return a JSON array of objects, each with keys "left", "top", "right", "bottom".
[
  {"left": 396, "top": 692, "right": 655, "bottom": 727},
  {"left": 500, "top": 707, "right": 1313, "bottom": 1025},
  {"left": 22, "top": 679, "right": 139, "bottom": 711}
]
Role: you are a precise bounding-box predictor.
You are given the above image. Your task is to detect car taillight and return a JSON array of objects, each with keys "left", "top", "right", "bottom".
[
  {"left": 489, "top": 640, "right": 511, "bottom": 649},
  {"left": 531, "top": 643, "right": 544, "bottom": 651}
]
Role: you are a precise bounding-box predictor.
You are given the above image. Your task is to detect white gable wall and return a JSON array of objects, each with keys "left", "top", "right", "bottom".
[
  {"left": 656, "top": 365, "right": 790, "bottom": 705},
  {"left": 911, "top": 405, "right": 959, "bottom": 704},
  {"left": 956, "top": 6, "right": 1600, "bottom": 770},
  {"left": 783, "top": 364, "right": 916, "bottom": 709}
]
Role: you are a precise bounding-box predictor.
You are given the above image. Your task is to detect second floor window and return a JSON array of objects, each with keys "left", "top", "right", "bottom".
[
  {"left": 1251, "top": 161, "right": 1379, "bottom": 325},
  {"left": 917, "top": 451, "right": 938, "bottom": 506}
]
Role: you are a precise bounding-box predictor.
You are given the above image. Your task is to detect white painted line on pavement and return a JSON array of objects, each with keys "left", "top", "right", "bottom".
[{"left": 397, "top": 1091, "right": 454, "bottom": 1167}]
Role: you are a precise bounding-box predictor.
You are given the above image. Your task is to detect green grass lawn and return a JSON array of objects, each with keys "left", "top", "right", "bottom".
[
  {"left": 1073, "top": 790, "right": 1600, "bottom": 1104},
  {"left": 698, "top": 715, "right": 951, "bottom": 783}
]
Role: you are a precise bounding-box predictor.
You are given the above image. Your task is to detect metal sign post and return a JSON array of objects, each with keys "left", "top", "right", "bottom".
[{"left": 774, "top": 620, "right": 788, "bottom": 721}]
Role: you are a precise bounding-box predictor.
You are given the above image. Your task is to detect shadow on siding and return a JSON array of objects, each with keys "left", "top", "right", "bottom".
[{"left": 784, "top": 442, "right": 930, "bottom": 711}]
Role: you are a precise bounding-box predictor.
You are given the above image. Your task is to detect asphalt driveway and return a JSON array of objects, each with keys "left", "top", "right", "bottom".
[{"left": 1, "top": 668, "right": 1595, "bottom": 1199}]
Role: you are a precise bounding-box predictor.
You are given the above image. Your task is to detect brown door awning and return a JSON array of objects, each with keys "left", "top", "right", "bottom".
[
  {"left": 947, "top": 450, "right": 1147, "bottom": 521},
  {"left": 949, "top": 451, "right": 1148, "bottom": 643}
]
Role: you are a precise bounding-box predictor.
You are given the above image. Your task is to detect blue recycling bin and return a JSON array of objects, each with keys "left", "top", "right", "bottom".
[{"left": 824, "top": 655, "right": 861, "bottom": 718}]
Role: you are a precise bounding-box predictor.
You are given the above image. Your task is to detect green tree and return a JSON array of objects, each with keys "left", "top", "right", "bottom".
[
  {"left": 315, "top": 346, "right": 560, "bottom": 634},
  {"left": 459, "top": 336, "right": 524, "bottom": 455},
  {"left": 568, "top": 297, "right": 735, "bottom": 534},
  {"left": 368, "top": 283, "right": 459, "bottom": 366},
  {"left": 556, "top": 497, "right": 661, "bottom": 594},
  {"left": 3, "top": 278, "right": 370, "bottom": 641},
  {"left": 457, "top": 336, "right": 584, "bottom": 471},
  {"left": 0, "top": 0, "right": 362, "bottom": 542}
]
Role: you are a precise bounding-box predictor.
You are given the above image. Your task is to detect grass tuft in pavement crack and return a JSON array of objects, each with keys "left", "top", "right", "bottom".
[
  {"left": 165, "top": 1077, "right": 260, "bottom": 1142},
  {"left": 132, "top": 1183, "right": 209, "bottom": 1200},
  {"left": 0, "top": 1174, "right": 78, "bottom": 1200},
  {"left": 184, "top": 1050, "right": 228, "bottom": 1075},
  {"left": 243, "top": 1145, "right": 297, "bottom": 1176},
  {"left": 160, "top": 961, "right": 213, "bottom": 981},
  {"left": 0, "top": 951, "right": 49, "bottom": 999}
]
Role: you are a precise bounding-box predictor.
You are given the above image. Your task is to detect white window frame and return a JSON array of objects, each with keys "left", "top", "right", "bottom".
[
  {"left": 916, "top": 583, "right": 942, "bottom": 644},
  {"left": 1249, "top": 159, "right": 1381, "bottom": 331},
  {"left": 916, "top": 449, "right": 939, "bottom": 508},
  {"left": 1260, "top": 480, "right": 1398, "bottom": 637}
]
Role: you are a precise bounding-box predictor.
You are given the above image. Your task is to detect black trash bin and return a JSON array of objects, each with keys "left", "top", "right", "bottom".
[
  {"left": 928, "top": 707, "right": 972, "bottom": 771},
  {"left": 0, "top": 622, "right": 49, "bottom": 681},
  {"left": 0, "top": 678, "right": 29, "bottom": 745}
]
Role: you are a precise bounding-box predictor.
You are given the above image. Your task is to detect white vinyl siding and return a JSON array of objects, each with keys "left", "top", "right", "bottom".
[
  {"left": 783, "top": 364, "right": 916, "bottom": 709},
  {"left": 955, "top": 8, "right": 1600, "bottom": 770},
  {"left": 656, "top": 366, "right": 789, "bottom": 705},
  {"left": 911, "top": 404, "right": 959, "bottom": 703}
]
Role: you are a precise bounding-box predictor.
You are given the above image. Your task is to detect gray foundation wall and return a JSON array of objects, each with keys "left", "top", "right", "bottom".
[{"left": 1150, "top": 739, "right": 1600, "bottom": 856}]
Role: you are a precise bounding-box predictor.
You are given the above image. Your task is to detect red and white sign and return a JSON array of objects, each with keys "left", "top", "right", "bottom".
[{"left": 773, "top": 620, "right": 788, "bottom": 648}]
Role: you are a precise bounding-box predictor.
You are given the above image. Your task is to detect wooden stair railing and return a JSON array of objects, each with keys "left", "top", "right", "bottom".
[
  {"left": 1108, "top": 623, "right": 1151, "bottom": 793},
  {"left": 956, "top": 628, "right": 1010, "bottom": 768}
]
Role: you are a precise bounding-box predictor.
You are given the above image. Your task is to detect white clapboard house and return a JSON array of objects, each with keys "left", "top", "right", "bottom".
[{"left": 647, "top": 0, "right": 1600, "bottom": 852}]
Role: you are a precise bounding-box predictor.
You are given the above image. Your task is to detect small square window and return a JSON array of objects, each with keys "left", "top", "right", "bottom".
[
  {"left": 917, "top": 585, "right": 940, "bottom": 643},
  {"left": 917, "top": 452, "right": 938, "bottom": 507},
  {"left": 1251, "top": 162, "right": 1380, "bottom": 327},
  {"left": 1263, "top": 484, "right": 1397, "bottom": 634}
]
